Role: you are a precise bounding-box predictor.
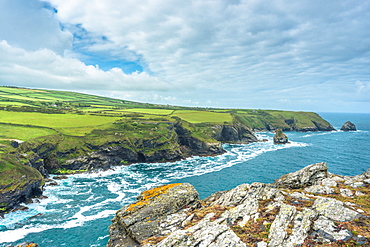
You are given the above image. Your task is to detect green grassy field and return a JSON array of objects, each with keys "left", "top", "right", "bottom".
[
  {"left": 0, "top": 124, "right": 57, "bottom": 141},
  {"left": 172, "top": 110, "right": 233, "bottom": 124},
  {"left": 0, "top": 111, "right": 119, "bottom": 128},
  {"left": 119, "top": 108, "right": 175, "bottom": 115},
  {"left": 0, "top": 86, "right": 332, "bottom": 145}
]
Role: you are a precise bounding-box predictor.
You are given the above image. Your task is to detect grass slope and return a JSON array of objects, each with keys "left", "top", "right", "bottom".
[{"left": 0, "top": 86, "right": 332, "bottom": 152}]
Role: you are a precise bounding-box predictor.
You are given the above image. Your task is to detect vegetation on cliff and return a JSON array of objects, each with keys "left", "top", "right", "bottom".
[
  {"left": 0, "top": 86, "right": 335, "bottom": 212},
  {"left": 0, "top": 154, "right": 44, "bottom": 214}
]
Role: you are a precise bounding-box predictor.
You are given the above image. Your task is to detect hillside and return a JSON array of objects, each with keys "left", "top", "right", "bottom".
[{"left": 0, "top": 86, "right": 335, "bottom": 213}]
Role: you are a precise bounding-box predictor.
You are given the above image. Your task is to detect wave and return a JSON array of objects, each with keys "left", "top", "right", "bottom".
[{"left": 0, "top": 136, "right": 309, "bottom": 245}]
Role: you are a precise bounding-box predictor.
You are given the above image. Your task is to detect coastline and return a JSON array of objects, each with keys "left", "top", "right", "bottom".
[{"left": 1, "top": 116, "right": 369, "bottom": 246}]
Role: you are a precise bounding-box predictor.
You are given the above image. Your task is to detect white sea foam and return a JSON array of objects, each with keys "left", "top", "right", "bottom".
[
  {"left": 0, "top": 224, "right": 54, "bottom": 243},
  {"left": 0, "top": 136, "right": 309, "bottom": 245}
]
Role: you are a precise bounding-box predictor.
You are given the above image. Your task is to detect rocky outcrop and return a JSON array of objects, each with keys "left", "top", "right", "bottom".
[
  {"left": 108, "top": 163, "right": 370, "bottom": 246},
  {"left": 273, "top": 162, "right": 328, "bottom": 189},
  {"left": 107, "top": 183, "right": 200, "bottom": 247},
  {"left": 273, "top": 129, "right": 289, "bottom": 144},
  {"left": 0, "top": 178, "right": 44, "bottom": 215},
  {"left": 0, "top": 154, "right": 44, "bottom": 215},
  {"left": 341, "top": 121, "right": 357, "bottom": 131},
  {"left": 174, "top": 123, "right": 225, "bottom": 156},
  {"left": 215, "top": 124, "right": 258, "bottom": 144}
]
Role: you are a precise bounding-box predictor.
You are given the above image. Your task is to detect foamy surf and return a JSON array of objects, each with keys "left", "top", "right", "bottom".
[{"left": 0, "top": 134, "right": 309, "bottom": 245}]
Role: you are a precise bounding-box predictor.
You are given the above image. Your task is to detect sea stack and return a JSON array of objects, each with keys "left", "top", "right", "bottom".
[
  {"left": 273, "top": 129, "right": 289, "bottom": 144},
  {"left": 340, "top": 121, "right": 357, "bottom": 131}
]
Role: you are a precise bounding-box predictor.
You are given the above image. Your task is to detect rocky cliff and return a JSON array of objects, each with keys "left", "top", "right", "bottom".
[
  {"left": 107, "top": 163, "right": 370, "bottom": 246},
  {"left": 0, "top": 154, "right": 44, "bottom": 216},
  {"left": 14, "top": 122, "right": 255, "bottom": 175}
]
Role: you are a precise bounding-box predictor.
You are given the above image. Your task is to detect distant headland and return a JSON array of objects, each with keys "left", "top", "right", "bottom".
[{"left": 0, "top": 86, "right": 335, "bottom": 214}]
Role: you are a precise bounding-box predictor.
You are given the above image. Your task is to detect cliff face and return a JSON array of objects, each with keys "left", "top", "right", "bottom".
[
  {"left": 0, "top": 154, "right": 44, "bottom": 215},
  {"left": 215, "top": 124, "right": 258, "bottom": 144},
  {"left": 14, "top": 122, "right": 254, "bottom": 174},
  {"left": 107, "top": 163, "right": 370, "bottom": 247}
]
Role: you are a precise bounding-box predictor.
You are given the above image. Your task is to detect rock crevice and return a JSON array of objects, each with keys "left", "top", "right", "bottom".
[{"left": 107, "top": 163, "right": 370, "bottom": 246}]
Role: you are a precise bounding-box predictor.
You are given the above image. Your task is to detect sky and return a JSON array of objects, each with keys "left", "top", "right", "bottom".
[{"left": 0, "top": 0, "right": 369, "bottom": 113}]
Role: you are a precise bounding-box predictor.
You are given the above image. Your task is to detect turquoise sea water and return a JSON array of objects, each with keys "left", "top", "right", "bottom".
[{"left": 0, "top": 112, "right": 369, "bottom": 246}]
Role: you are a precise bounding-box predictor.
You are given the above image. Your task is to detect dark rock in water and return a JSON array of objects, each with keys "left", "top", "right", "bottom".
[
  {"left": 341, "top": 121, "right": 357, "bottom": 131},
  {"left": 46, "top": 180, "right": 58, "bottom": 186},
  {"left": 274, "top": 162, "right": 328, "bottom": 189},
  {"left": 1, "top": 180, "right": 43, "bottom": 214},
  {"left": 53, "top": 175, "right": 68, "bottom": 180},
  {"left": 273, "top": 129, "right": 289, "bottom": 144}
]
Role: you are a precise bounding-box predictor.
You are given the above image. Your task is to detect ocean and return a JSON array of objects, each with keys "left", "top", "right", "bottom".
[{"left": 0, "top": 112, "right": 369, "bottom": 246}]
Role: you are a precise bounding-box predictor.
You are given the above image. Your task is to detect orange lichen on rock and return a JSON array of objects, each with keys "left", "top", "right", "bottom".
[{"left": 126, "top": 183, "right": 182, "bottom": 212}]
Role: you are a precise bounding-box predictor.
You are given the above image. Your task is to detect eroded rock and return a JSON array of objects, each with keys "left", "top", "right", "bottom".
[
  {"left": 340, "top": 121, "right": 357, "bottom": 131},
  {"left": 273, "top": 129, "right": 289, "bottom": 144},
  {"left": 107, "top": 163, "right": 369, "bottom": 247},
  {"left": 273, "top": 162, "right": 328, "bottom": 189},
  {"left": 107, "top": 183, "right": 200, "bottom": 247}
]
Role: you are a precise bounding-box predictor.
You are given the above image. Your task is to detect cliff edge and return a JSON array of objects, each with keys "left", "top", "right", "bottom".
[{"left": 108, "top": 163, "right": 370, "bottom": 246}]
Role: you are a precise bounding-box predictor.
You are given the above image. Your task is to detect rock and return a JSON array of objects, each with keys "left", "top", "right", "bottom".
[
  {"left": 107, "top": 183, "right": 200, "bottom": 247},
  {"left": 107, "top": 163, "right": 370, "bottom": 247},
  {"left": 340, "top": 188, "right": 353, "bottom": 197},
  {"left": 320, "top": 177, "right": 337, "bottom": 187},
  {"left": 256, "top": 242, "right": 268, "bottom": 247},
  {"left": 340, "top": 121, "right": 357, "bottom": 131},
  {"left": 6, "top": 243, "right": 38, "bottom": 247},
  {"left": 273, "top": 162, "right": 328, "bottom": 189},
  {"left": 215, "top": 124, "right": 258, "bottom": 144},
  {"left": 0, "top": 155, "right": 44, "bottom": 214},
  {"left": 313, "top": 197, "right": 360, "bottom": 222},
  {"left": 10, "top": 141, "right": 20, "bottom": 148},
  {"left": 53, "top": 175, "right": 68, "bottom": 180},
  {"left": 304, "top": 185, "right": 334, "bottom": 194},
  {"left": 273, "top": 129, "right": 289, "bottom": 144},
  {"left": 268, "top": 203, "right": 297, "bottom": 246},
  {"left": 312, "top": 216, "right": 353, "bottom": 243},
  {"left": 154, "top": 213, "right": 247, "bottom": 247},
  {"left": 283, "top": 208, "right": 317, "bottom": 247},
  {"left": 47, "top": 180, "right": 58, "bottom": 186},
  {"left": 363, "top": 168, "right": 370, "bottom": 178}
]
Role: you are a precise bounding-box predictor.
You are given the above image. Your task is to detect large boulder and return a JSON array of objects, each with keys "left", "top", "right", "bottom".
[
  {"left": 273, "top": 162, "right": 328, "bottom": 189},
  {"left": 107, "top": 183, "right": 200, "bottom": 247},
  {"left": 273, "top": 129, "right": 289, "bottom": 144},
  {"left": 340, "top": 121, "right": 357, "bottom": 131}
]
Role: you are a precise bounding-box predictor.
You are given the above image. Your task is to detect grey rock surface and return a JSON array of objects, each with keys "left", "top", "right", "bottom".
[
  {"left": 274, "top": 162, "right": 328, "bottom": 189},
  {"left": 273, "top": 129, "right": 289, "bottom": 144},
  {"left": 340, "top": 121, "right": 357, "bottom": 131},
  {"left": 107, "top": 163, "right": 369, "bottom": 247}
]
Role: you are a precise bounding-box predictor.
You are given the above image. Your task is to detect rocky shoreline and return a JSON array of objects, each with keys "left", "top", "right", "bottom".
[
  {"left": 0, "top": 118, "right": 336, "bottom": 215},
  {"left": 107, "top": 163, "right": 370, "bottom": 247}
]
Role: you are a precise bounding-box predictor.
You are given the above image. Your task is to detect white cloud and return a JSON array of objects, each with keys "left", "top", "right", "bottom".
[
  {"left": 46, "top": 1, "right": 370, "bottom": 84},
  {"left": 0, "top": 0, "right": 72, "bottom": 55},
  {"left": 1, "top": 0, "right": 370, "bottom": 112},
  {"left": 0, "top": 40, "right": 169, "bottom": 91}
]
